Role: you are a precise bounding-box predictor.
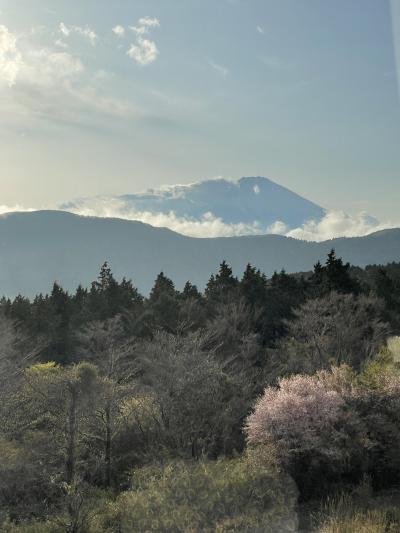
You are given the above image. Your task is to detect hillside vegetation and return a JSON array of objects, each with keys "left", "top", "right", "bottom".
[
  {"left": 1, "top": 251, "right": 400, "bottom": 531},
  {"left": 1, "top": 210, "right": 400, "bottom": 296}
]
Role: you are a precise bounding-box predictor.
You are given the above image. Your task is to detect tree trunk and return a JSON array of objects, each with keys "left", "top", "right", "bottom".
[
  {"left": 66, "top": 387, "right": 77, "bottom": 484},
  {"left": 105, "top": 402, "right": 112, "bottom": 487}
]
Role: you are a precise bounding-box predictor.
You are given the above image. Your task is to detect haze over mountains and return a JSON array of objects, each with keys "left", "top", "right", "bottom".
[
  {"left": 0, "top": 176, "right": 397, "bottom": 296},
  {"left": 61, "top": 177, "right": 389, "bottom": 241},
  {"left": 0, "top": 210, "right": 399, "bottom": 297}
]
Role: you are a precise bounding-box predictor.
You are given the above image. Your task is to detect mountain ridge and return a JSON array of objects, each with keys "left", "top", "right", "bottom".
[{"left": 0, "top": 210, "right": 399, "bottom": 297}]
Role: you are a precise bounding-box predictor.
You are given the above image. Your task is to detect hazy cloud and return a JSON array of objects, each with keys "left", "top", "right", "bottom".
[
  {"left": 0, "top": 24, "right": 22, "bottom": 86},
  {"left": 0, "top": 24, "right": 83, "bottom": 88},
  {"left": 256, "top": 25, "right": 265, "bottom": 34},
  {"left": 0, "top": 205, "right": 35, "bottom": 215},
  {"left": 112, "top": 25, "right": 125, "bottom": 37},
  {"left": 58, "top": 23, "right": 98, "bottom": 46},
  {"left": 54, "top": 39, "right": 69, "bottom": 49},
  {"left": 209, "top": 61, "right": 229, "bottom": 78},
  {"left": 0, "top": 23, "right": 141, "bottom": 128},
  {"left": 59, "top": 22, "right": 71, "bottom": 37}
]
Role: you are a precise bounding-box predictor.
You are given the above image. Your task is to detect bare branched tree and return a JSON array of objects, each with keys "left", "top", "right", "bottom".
[{"left": 272, "top": 292, "right": 390, "bottom": 376}]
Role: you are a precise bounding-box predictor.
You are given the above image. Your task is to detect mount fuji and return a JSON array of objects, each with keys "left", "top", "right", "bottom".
[{"left": 61, "top": 177, "right": 327, "bottom": 237}]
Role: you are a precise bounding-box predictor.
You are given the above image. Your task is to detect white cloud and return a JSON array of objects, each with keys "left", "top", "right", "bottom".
[
  {"left": 286, "top": 211, "right": 395, "bottom": 242},
  {"left": 58, "top": 23, "right": 98, "bottom": 46},
  {"left": 267, "top": 221, "right": 288, "bottom": 234},
  {"left": 54, "top": 39, "right": 69, "bottom": 49},
  {"left": 79, "top": 27, "right": 98, "bottom": 46},
  {"left": 61, "top": 193, "right": 397, "bottom": 241},
  {"left": 112, "top": 25, "right": 125, "bottom": 37},
  {"left": 138, "top": 17, "right": 160, "bottom": 28},
  {"left": 130, "top": 25, "right": 148, "bottom": 36},
  {"left": 0, "top": 23, "right": 141, "bottom": 127},
  {"left": 209, "top": 61, "right": 229, "bottom": 78},
  {"left": 0, "top": 25, "right": 83, "bottom": 88},
  {"left": 0, "top": 205, "right": 35, "bottom": 215},
  {"left": 0, "top": 24, "right": 22, "bottom": 86},
  {"left": 59, "top": 22, "right": 71, "bottom": 37},
  {"left": 131, "top": 17, "right": 160, "bottom": 35},
  {"left": 127, "top": 16, "right": 160, "bottom": 65},
  {"left": 127, "top": 37, "right": 159, "bottom": 65},
  {"left": 20, "top": 49, "right": 84, "bottom": 87},
  {"left": 64, "top": 198, "right": 265, "bottom": 238}
]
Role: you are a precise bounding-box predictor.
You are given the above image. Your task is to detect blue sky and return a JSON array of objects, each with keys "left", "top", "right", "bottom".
[{"left": 0, "top": 0, "right": 399, "bottom": 222}]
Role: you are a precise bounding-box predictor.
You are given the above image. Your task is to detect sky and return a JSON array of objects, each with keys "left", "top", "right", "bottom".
[{"left": 0, "top": 0, "right": 400, "bottom": 224}]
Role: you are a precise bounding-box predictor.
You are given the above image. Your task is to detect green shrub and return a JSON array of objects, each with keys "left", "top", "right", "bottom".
[
  {"left": 94, "top": 456, "right": 298, "bottom": 532},
  {"left": 0, "top": 436, "right": 62, "bottom": 522},
  {"left": 1, "top": 517, "right": 62, "bottom": 533}
]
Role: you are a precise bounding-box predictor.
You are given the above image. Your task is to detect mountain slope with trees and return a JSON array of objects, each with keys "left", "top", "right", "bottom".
[
  {"left": 0, "top": 210, "right": 399, "bottom": 297},
  {"left": 1, "top": 252, "right": 400, "bottom": 531}
]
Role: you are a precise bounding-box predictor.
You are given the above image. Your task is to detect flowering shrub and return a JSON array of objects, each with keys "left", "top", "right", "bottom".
[
  {"left": 246, "top": 365, "right": 400, "bottom": 497},
  {"left": 246, "top": 374, "right": 345, "bottom": 461},
  {"left": 246, "top": 367, "right": 369, "bottom": 497}
]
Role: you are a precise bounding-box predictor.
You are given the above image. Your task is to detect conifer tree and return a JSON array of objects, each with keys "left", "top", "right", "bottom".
[
  {"left": 49, "top": 282, "right": 73, "bottom": 362},
  {"left": 150, "top": 272, "right": 176, "bottom": 302},
  {"left": 240, "top": 263, "right": 267, "bottom": 307},
  {"left": 206, "top": 261, "right": 238, "bottom": 302},
  {"left": 148, "top": 273, "right": 179, "bottom": 332},
  {"left": 325, "top": 249, "right": 360, "bottom": 294},
  {"left": 181, "top": 281, "right": 199, "bottom": 299}
]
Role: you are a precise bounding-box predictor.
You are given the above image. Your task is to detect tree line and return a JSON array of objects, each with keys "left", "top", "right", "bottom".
[
  {"left": 1, "top": 251, "right": 400, "bottom": 531},
  {"left": 2, "top": 250, "right": 400, "bottom": 366}
]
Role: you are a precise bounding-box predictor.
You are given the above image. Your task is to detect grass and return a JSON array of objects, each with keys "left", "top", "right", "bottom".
[
  {"left": 314, "top": 483, "right": 400, "bottom": 533},
  {"left": 388, "top": 336, "right": 400, "bottom": 363}
]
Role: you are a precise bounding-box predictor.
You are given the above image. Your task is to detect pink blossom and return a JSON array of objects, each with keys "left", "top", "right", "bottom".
[{"left": 246, "top": 373, "right": 345, "bottom": 460}]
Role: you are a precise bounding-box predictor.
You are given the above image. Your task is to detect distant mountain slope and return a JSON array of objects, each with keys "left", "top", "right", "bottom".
[
  {"left": 0, "top": 211, "right": 399, "bottom": 297},
  {"left": 62, "top": 177, "right": 326, "bottom": 233}
]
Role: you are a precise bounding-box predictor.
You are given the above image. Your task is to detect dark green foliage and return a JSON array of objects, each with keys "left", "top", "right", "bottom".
[
  {"left": 181, "top": 280, "right": 201, "bottom": 300},
  {"left": 240, "top": 263, "right": 267, "bottom": 307},
  {"left": 2, "top": 254, "right": 400, "bottom": 363},
  {"left": 311, "top": 249, "right": 360, "bottom": 295},
  {"left": 206, "top": 260, "right": 239, "bottom": 303},
  {"left": 146, "top": 272, "right": 180, "bottom": 333},
  {"left": 88, "top": 262, "right": 143, "bottom": 322},
  {"left": 259, "top": 269, "right": 306, "bottom": 345},
  {"left": 1, "top": 252, "right": 400, "bottom": 530}
]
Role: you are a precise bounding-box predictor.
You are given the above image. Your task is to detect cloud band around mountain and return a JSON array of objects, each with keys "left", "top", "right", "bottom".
[{"left": 61, "top": 196, "right": 395, "bottom": 242}]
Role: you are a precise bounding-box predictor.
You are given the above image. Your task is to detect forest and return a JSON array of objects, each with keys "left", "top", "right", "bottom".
[{"left": 1, "top": 250, "right": 400, "bottom": 532}]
